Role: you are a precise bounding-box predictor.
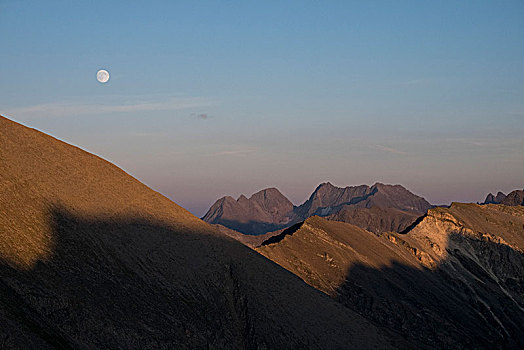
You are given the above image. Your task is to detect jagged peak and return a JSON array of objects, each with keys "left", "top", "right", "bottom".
[
  {"left": 309, "top": 182, "right": 342, "bottom": 197},
  {"left": 314, "top": 182, "right": 337, "bottom": 190},
  {"left": 250, "top": 188, "right": 294, "bottom": 209},
  {"left": 251, "top": 187, "right": 284, "bottom": 197},
  {"left": 237, "top": 194, "right": 249, "bottom": 201},
  {"left": 371, "top": 183, "right": 409, "bottom": 190},
  {"left": 484, "top": 193, "right": 495, "bottom": 203},
  {"left": 218, "top": 195, "right": 236, "bottom": 203}
]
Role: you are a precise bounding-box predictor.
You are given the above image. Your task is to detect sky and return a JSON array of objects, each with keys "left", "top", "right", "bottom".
[{"left": 1, "top": 1, "right": 523, "bottom": 216}]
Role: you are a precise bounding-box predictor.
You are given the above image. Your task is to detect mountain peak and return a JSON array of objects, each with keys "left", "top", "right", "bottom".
[
  {"left": 309, "top": 182, "right": 349, "bottom": 200},
  {"left": 315, "top": 181, "right": 336, "bottom": 190},
  {"left": 250, "top": 187, "right": 287, "bottom": 200},
  {"left": 484, "top": 193, "right": 496, "bottom": 204}
]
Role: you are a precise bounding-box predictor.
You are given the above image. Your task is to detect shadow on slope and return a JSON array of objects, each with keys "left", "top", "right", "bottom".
[
  {"left": 335, "top": 233, "right": 524, "bottom": 349},
  {"left": 260, "top": 222, "right": 304, "bottom": 246},
  {"left": 0, "top": 207, "right": 400, "bottom": 349}
]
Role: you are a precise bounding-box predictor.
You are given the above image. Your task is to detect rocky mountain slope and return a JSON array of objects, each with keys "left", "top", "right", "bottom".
[
  {"left": 295, "top": 182, "right": 431, "bottom": 218},
  {"left": 256, "top": 204, "right": 524, "bottom": 349},
  {"left": 483, "top": 189, "right": 524, "bottom": 206},
  {"left": 203, "top": 182, "right": 431, "bottom": 235},
  {"left": 0, "top": 116, "right": 408, "bottom": 349}
]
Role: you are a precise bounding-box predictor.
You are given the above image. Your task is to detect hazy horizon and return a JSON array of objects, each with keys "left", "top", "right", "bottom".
[{"left": 2, "top": 1, "right": 523, "bottom": 216}]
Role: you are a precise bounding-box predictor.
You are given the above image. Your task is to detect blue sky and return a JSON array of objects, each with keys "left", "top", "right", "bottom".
[{"left": 1, "top": 1, "right": 524, "bottom": 215}]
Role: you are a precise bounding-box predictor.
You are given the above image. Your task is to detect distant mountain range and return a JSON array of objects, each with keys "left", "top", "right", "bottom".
[
  {"left": 483, "top": 189, "right": 524, "bottom": 206},
  {"left": 203, "top": 182, "right": 432, "bottom": 235}
]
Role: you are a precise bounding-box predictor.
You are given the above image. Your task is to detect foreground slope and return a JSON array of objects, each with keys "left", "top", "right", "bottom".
[
  {"left": 257, "top": 205, "right": 524, "bottom": 349},
  {"left": 0, "top": 116, "right": 403, "bottom": 349}
]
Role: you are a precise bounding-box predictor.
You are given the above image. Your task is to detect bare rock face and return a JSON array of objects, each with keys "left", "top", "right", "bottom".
[
  {"left": 296, "top": 182, "right": 432, "bottom": 218},
  {"left": 257, "top": 204, "right": 524, "bottom": 349},
  {"left": 293, "top": 183, "right": 373, "bottom": 218},
  {"left": 0, "top": 116, "right": 407, "bottom": 349}
]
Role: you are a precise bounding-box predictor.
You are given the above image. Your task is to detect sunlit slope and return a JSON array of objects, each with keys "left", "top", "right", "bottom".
[
  {"left": 257, "top": 216, "right": 422, "bottom": 294},
  {"left": 0, "top": 116, "right": 404, "bottom": 349},
  {"left": 0, "top": 117, "right": 208, "bottom": 270},
  {"left": 399, "top": 203, "right": 524, "bottom": 266}
]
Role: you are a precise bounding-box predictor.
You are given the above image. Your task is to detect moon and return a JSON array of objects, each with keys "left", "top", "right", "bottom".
[{"left": 96, "top": 69, "right": 110, "bottom": 83}]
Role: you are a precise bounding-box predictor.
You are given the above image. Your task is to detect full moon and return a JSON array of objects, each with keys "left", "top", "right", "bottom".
[{"left": 96, "top": 69, "right": 110, "bottom": 83}]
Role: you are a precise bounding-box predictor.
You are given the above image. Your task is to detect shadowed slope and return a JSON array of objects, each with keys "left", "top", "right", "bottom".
[
  {"left": 0, "top": 116, "right": 406, "bottom": 349},
  {"left": 257, "top": 205, "right": 524, "bottom": 349},
  {"left": 1, "top": 209, "right": 400, "bottom": 349}
]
